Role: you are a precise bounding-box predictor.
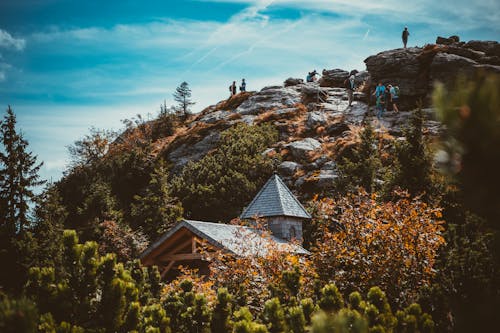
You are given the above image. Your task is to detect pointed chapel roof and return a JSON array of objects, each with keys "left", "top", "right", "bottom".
[{"left": 240, "top": 174, "right": 311, "bottom": 219}]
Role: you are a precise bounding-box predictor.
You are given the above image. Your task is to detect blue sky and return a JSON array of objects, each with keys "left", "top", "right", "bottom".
[{"left": 0, "top": 0, "right": 499, "bottom": 183}]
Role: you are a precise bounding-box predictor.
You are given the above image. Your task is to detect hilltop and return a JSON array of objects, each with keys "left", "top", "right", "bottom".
[
  {"left": 54, "top": 35, "right": 500, "bottom": 229},
  {"left": 133, "top": 36, "right": 499, "bottom": 194}
]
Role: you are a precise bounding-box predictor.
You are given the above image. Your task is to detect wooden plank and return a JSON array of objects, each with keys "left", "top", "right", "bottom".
[
  {"left": 144, "top": 228, "right": 192, "bottom": 264},
  {"left": 161, "top": 261, "right": 176, "bottom": 278},
  {"left": 192, "top": 237, "right": 197, "bottom": 253},
  {"left": 161, "top": 253, "right": 202, "bottom": 261},
  {"left": 165, "top": 238, "right": 192, "bottom": 256}
]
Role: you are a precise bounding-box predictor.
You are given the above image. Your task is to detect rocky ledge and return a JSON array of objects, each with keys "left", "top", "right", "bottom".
[{"left": 157, "top": 36, "right": 498, "bottom": 197}]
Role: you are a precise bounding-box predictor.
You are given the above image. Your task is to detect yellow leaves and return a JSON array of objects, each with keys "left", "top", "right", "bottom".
[{"left": 311, "top": 191, "right": 446, "bottom": 305}]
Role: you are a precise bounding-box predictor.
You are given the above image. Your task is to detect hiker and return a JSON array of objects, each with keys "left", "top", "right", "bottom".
[
  {"left": 376, "top": 94, "right": 385, "bottom": 119},
  {"left": 373, "top": 82, "right": 386, "bottom": 118},
  {"left": 389, "top": 84, "right": 400, "bottom": 113},
  {"left": 306, "top": 70, "right": 318, "bottom": 83},
  {"left": 384, "top": 85, "right": 392, "bottom": 112},
  {"left": 402, "top": 27, "right": 410, "bottom": 48},
  {"left": 229, "top": 81, "right": 237, "bottom": 96},
  {"left": 344, "top": 72, "right": 356, "bottom": 107},
  {"left": 373, "top": 82, "right": 386, "bottom": 99},
  {"left": 240, "top": 78, "right": 246, "bottom": 92}
]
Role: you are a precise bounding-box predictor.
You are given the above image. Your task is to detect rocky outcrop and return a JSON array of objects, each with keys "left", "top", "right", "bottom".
[
  {"left": 436, "top": 35, "right": 460, "bottom": 45},
  {"left": 235, "top": 86, "right": 302, "bottom": 115},
  {"left": 364, "top": 38, "right": 500, "bottom": 108},
  {"left": 285, "top": 138, "right": 321, "bottom": 161},
  {"left": 155, "top": 36, "right": 498, "bottom": 196},
  {"left": 284, "top": 78, "right": 304, "bottom": 87},
  {"left": 319, "top": 69, "right": 349, "bottom": 87}
]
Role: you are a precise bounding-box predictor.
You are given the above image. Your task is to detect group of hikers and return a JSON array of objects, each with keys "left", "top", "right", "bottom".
[
  {"left": 373, "top": 82, "right": 400, "bottom": 118},
  {"left": 306, "top": 70, "right": 319, "bottom": 82},
  {"left": 343, "top": 71, "right": 400, "bottom": 119},
  {"left": 229, "top": 79, "right": 246, "bottom": 97},
  {"left": 227, "top": 25, "right": 409, "bottom": 115}
]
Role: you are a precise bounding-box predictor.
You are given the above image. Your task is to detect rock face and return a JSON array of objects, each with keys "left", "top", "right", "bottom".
[
  {"left": 319, "top": 69, "right": 349, "bottom": 87},
  {"left": 364, "top": 38, "right": 500, "bottom": 108},
  {"left": 286, "top": 138, "right": 322, "bottom": 161},
  {"left": 156, "top": 36, "right": 498, "bottom": 197},
  {"left": 284, "top": 78, "right": 304, "bottom": 87},
  {"left": 436, "top": 36, "right": 460, "bottom": 45},
  {"left": 236, "top": 86, "right": 301, "bottom": 115}
]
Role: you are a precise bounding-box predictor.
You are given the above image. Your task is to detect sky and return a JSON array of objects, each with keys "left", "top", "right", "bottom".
[{"left": 0, "top": 0, "right": 499, "bottom": 183}]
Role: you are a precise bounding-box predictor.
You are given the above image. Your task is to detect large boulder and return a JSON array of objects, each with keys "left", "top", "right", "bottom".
[
  {"left": 284, "top": 77, "right": 304, "bottom": 87},
  {"left": 365, "top": 47, "right": 426, "bottom": 108},
  {"left": 278, "top": 161, "right": 301, "bottom": 176},
  {"left": 306, "top": 111, "right": 328, "bottom": 131},
  {"left": 429, "top": 53, "right": 478, "bottom": 87},
  {"left": 285, "top": 138, "right": 322, "bottom": 161},
  {"left": 465, "top": 40, "right": 500, "bottom": 57},
  {"left": 301, "top": 84, "right": 330, "bottom": 105},
  {"left": 235, "top": 86, "right": 301, "bottom": 115},
  {"left": 319, "top": 69, "right": 349, "bottom": 87},
  {"left": 436, "top": 35, "right": 460, "bottom": 45}
]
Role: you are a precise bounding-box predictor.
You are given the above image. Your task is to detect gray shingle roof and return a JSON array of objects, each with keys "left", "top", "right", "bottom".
[
  {"left": 240, "top": 174, "right": 311, "bottom": 219},
  {"left": 141, "top": 219, "right": 309, "bottom": 259}
]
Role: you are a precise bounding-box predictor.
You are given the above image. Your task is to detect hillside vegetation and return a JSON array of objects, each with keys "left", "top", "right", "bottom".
[{"left": 1, "top": 39, "right": 500, "bottom": 332}]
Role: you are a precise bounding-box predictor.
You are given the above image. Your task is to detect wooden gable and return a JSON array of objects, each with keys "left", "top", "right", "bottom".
[{"left": 141, "top": 226, "right": 219, "bottom": 280}]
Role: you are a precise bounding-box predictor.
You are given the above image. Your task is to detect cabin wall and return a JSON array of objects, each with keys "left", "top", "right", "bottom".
[{"left": 267, "top": 216, "right": 303, "bottom": 242}]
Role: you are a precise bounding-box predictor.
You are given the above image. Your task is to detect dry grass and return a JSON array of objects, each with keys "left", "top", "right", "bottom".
[
  {"left": 215, "top": 92, "right": 254, "bottom": 111},
  {"left": 160, "top": 120, "right": 230, "bottom": 158},
  {"left": 228, "top": 112, "right": 242, "bottom": 121}
]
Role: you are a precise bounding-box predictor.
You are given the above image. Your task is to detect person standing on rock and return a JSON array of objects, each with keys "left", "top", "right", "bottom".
[
  {"left": 240, "top": 79, "right": 246, "bottom": 92},
  {"left": 344, "top": 73, "right": 356, "bottom": 107},
  {"left": 376, "top": 93, "right": 385, "bottom": 119},
  {"left": 373, "top": 82, "right": 386, "bottom": 99},
  {"left": 402, "top": 27, "right": 410, "bottom": 48},
  {"left": 385, "top": 85, "right": 393, "bottom": 112},
  {"left": 229, "top": 81, "right": 237, "bottom": 97},
  {"left": 389, "top": 84, "right": 400, "bottom": 113}
]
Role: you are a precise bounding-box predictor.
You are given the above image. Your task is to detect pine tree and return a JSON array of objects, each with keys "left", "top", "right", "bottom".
[
  {"left": 173, "top": 82, "right": 195, "bottom": 119},
  {"left": 384, "top": 108, "right": 434, "bottom": 199},
  {"left": 0, "top": 106, "right": 45, "bottom": 232},
  {"left": 335, "top": 123, "right": 382, "bottom": 194},
  {"left": 32, "top": 184, "right": 67, "bottom": 268},
  {"left": 131, "top": 161, "right": 183, "bottom": 241},
  {"left": 0, "top": 106, "right": 45, "bottom": 293}
]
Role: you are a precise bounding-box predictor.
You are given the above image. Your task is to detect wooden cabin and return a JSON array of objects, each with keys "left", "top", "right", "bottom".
[{"left": 140, "top": 174, "right": 311, "bottom": 280}]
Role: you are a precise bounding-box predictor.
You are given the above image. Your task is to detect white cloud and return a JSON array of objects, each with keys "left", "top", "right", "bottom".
[
  {"left": 0, "top": 71, "right": 5, "bottom": 82},
  {"left": 0, "top": 29, "right": 26, "bottom": 51},
  {"left": 199, "top": 0, "right": 500, "bottom": 31}
]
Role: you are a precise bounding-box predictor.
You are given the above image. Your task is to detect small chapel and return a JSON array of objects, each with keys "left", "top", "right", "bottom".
[{"left": 140, "top": 174, "right": 311, "bottom": 280}]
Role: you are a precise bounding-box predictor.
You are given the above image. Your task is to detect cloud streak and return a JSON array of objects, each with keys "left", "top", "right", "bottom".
[{"left": 0, "top": 29, "right": 26, "bottom": 50}]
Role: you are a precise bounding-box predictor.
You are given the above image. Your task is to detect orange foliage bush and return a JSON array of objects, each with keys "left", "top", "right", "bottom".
[
  {"left": 207, "top": 219, "right": 317, "bottom": 311},
  {"left": 311, "top": 190, "right": 445, "bottom": 305}
]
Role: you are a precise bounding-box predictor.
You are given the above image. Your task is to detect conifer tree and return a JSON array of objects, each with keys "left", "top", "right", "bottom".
[
  {"left": 173, "top": 82, "right": 195, "bottom": 119},
  {"left": 384, "top": 108, "right": 434, "bottom": 199},
  {"left": 0, "top": 106, "right": 45, "bottom": 232},
  {"left": 335, "top": 123, "right": 381, "bottom": 193},
  {"left": 32, "top": 185, "right": 67, "bottom": 268},
  {"left": 131, "top": 161, "right": 183, "bottom": 241},
  {"left": 0, "top": 106, "right": 44, "bottom": 293}
]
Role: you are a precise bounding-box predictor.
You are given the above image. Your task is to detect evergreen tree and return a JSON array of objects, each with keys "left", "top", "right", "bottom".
[
  {"left": 130, "top": 161, "right": 183, "bottom": 241},
  {"left": 0, "top": 106, "right": 45, "bottom": 232},
  {"left": 173, "top": 123, "right": 278, "bottom": 221},
  {"left": 335, "top": 123, "right": 382, "bottom": 193},
  {"left": 384, "top": 108, "right": 434, "bottom": 199},
  {"left": 32, "top": 184, "right": 67, "bottom": 268},
  {"left": 0, "top": 106, "right": 44, "bottom": 294},
  {"left": 173, "top": 82, "right": 195, "bottom": 119}
]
